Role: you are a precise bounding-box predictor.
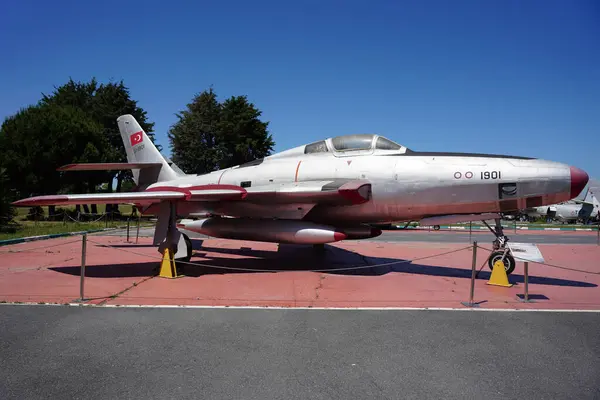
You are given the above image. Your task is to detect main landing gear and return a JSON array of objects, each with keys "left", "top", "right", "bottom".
[{"left": 482, "top": 218, "right": 516, "bottom": 275}]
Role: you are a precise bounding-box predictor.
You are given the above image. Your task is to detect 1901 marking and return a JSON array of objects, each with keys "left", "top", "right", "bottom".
[{"left": 481, "top": 171, "right": 501, "bottom": 179}]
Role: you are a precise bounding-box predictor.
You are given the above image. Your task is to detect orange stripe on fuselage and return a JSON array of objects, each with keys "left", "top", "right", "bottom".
[{"left": 295, "top": 161, "right": 302, "bottom": 182}]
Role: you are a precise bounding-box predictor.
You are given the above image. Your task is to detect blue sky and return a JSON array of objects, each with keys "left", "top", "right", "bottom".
[{"left": 1, "top": 0, "right": 599, "bottom": 180}]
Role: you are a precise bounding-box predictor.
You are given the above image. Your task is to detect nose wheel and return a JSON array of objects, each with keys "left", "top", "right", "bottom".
[
  {"left": 487, "top": 249, "right": 516, "bottom": 275},
  {"left": 482, "top": 218, "right": 516, "bottom": 275}
]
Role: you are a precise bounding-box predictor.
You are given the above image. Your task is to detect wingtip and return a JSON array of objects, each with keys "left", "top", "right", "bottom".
[{"left": 11, "top": 195, "right": 69, "bottom": 207}]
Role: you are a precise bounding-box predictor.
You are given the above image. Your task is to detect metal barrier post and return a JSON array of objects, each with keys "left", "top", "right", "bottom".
[
  {"left": 79, "top": 233, "right": 87, "bottom": 301},
  {"left": 462, "top": 242, "right": 479, "bottom": 308},
  {"left": 597, "top": 221, "right": 599, "bottom": 246},
  {"left": 469, "top": 221, "right": 472, "bottom": 243},
  {"left": 126, "top": 218, "right": 130, "bottom": 242},
  {"left": 136, "top": 214, "right": 141, "bottom": 244},
  {"left": 524, "top": 262, "right": 529, "bottom": 301}
]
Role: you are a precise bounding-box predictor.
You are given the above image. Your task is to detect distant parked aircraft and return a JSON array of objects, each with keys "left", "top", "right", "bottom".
[{"left": 522, "top": 189, "right": 599, "bottom": 223}]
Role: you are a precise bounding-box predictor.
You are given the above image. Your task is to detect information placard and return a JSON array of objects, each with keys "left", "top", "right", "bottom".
[{"left": 507, "top": 242, "right": 545, "bottom": 263}]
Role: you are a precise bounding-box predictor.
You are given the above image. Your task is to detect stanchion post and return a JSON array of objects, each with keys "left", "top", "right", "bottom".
[
  {"left": 126, "top": 218, "right": 130, "bottom": 243},
  {"left": 469, "top": 221, "right": 472, "bottom": 243},
  {"left": 597, "top": 221, "right": 599, "bottom": 246},
  {"left": 524, "top": 262, "right": 529, "bottom": 302},
  {"left": 79, "top": 233, "right": 87, "bottom": 301},
  {"left": 462, "top": 241, "right": 479, "bottom": 308},
  {"left": 136, "top": 214, "right": 141, "bottom": 244}
]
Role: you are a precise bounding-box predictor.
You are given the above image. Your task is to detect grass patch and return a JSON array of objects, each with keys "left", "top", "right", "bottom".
[
  {"left": 0, "top": 220, "right": 126, "bottom": 241},
  {"left": 14, "top": 204, "right": 136, "bottom": 219}
]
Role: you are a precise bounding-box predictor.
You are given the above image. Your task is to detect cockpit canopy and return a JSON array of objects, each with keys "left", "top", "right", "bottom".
[
  {"left": 305, "top": 134, "right": 408, "bottom": 155},
  {"left": 266, "top": 133, "right": 410, "bottom": 161}
]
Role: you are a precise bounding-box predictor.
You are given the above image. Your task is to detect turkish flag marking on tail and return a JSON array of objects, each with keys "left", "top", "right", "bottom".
[{"left": 130, "top": 131, "right": 143, "bottom": 146}]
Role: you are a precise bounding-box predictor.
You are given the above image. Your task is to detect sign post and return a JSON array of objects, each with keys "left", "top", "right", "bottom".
[{"left": 507, "top": 242, "right": 545, "bottom": 303}]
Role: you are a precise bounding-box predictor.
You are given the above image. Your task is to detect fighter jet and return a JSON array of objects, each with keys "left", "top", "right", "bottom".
[
  {"left": 12, "top": 115, "right": 589, "bottom": 275},
  {"left": 523, "top": 189, "right": 599, "bottom": 223}
]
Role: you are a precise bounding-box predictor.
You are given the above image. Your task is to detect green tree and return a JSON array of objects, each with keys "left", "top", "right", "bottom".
[
  {"left": 168, "top": 88, "right": 223, "bottom": 174},
  {"left": 0, "top": 167, "right": 15, "bottom": 228},
  {"left": 0, "top": 103, "right": 105, "bottom": 215},
  {"left": 218, "top": 95, "right": 274, "bottom": 169},
  {"left": 168, "top": 88, "right": 274, "bottom": 174},
  {"left": 40, "top": 78, "right": 156, "bottom": 213}
]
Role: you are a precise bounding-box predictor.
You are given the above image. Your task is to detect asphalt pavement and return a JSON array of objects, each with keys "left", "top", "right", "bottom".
[
  {"left": 0, "top": 305, "right": 598, "bottom": 400},
  {"left": 105, "top": 226, "right": 599, "bottom": 245}
]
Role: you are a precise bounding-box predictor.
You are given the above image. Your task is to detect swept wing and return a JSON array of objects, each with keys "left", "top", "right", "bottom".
[{"left": 12, "top": 179, "right": 371, "bottom": 207}]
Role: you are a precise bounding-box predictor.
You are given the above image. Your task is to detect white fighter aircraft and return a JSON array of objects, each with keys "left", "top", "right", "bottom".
[
  {"left": 522, "top": 189, "right": 599, "bottom": 223},
  {"left": 13, "top": 115, "right": 589, "bottom": 275}
]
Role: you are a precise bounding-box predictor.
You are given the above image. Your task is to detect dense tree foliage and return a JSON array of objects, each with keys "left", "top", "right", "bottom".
[
  {"left": 0, "top": 167, "right": 15, "bottom": 228},
  {"left": 0, "top": 80, "right": 275, "bottom": 227},
  {"left": 40, "top": 78, "right": 156, "bottom": 213},
  {"left": 0, "top": 103, "right": 106, "bottom": 215},
  {"left": 168, "top": 88, "right": 274, "bottom": 174},
  {"left": 0, "top": 103, "right": 105, "bottom": 196},
  {"left": 0, "top": 78, "right": 156, "bottom": 216},
  {"left": 168, "top": 88, "right": 222, "bottom": 174}
]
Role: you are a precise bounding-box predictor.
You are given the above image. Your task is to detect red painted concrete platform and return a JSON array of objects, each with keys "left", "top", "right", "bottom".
[{"left": 1, "top": 234, "right": 599, "bottom": 309}]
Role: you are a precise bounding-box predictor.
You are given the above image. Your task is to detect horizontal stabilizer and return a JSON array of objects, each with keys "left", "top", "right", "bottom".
[
  {"left": 420, "top": 213, "right": 501, "bottom": 226},
  {"left": 57, "top": 163, "right": 163, "bottom": 171}
]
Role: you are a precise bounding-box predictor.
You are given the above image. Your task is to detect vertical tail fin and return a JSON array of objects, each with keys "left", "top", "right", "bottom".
[{"left": 117, "top": 114, "right": 178, "bottom": 185}]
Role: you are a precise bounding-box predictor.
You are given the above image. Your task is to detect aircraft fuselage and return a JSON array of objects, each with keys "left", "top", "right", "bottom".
[{"left": 147, "top": 152, "right": 579, "bottom": 224}]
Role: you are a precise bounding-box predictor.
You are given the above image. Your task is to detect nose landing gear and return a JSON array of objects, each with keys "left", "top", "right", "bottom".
[{"left": 482, "top": 218, "right": 516, "bottom": 275}]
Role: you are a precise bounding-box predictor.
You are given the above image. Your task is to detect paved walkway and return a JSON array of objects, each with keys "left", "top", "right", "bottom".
[{"left": 1, "top": 234, "right": 598, "bottom": 309}]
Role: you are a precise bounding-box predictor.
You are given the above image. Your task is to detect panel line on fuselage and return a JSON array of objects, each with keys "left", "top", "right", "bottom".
[
  {"left": 217, "top": 170, "right": 226, "bottom": 184},
  {"left": 385, "top": 151, "right": 535, "bottom": 160},
  {"left": 295, "top": 160, "right": 302, "bottom": 182}
]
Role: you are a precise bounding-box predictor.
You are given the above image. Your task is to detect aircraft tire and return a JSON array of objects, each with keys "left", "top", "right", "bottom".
[
  {"left": 487, "top": 251, "right": 516, "bottom": 275},
  {"left": 433, "top": 225, "right": 440, "bottom": 231}
]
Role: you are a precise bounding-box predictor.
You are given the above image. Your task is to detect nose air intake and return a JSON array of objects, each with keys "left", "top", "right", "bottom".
[{"left": 570, "top": 166, "right": 589, "bottom": 198}]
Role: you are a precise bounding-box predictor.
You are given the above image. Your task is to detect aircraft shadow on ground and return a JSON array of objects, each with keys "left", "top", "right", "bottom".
[{"left": 47, "top": 239, "right": 597, "bottom": 288}]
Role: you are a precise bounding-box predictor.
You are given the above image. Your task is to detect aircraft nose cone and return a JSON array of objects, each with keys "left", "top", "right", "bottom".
[{"left": 570, "top": 166, "right": 589, "bottom": 198}]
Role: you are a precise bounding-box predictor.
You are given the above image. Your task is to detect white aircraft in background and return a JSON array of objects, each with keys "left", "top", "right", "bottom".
[
  {"left": 522, "top": 189, "right": 599, "bottom": 223},
  {"left": 13, "top": 115, "right": 589, "bottom": 275}
]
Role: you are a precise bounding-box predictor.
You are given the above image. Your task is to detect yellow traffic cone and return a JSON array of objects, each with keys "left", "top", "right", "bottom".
[
  {"left": 487, "top": 259, "right": 513, "bottom": 287},
  {"left": 158, "top": 247, "right": 180, "bottom": 279}
]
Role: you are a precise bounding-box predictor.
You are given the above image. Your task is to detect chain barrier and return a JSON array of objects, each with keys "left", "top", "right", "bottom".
[
  {"left": 86, "top": 237, "right": 474, "bottom": 274},
  {"left": 0, "top": 239, "right": 82, "bottom": 254},
  {"left": 477, "top": 245, "right": 600, "bottom": 275},
  {"left": 65, "top": 213, "right": 106, "bottom": 223}
]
